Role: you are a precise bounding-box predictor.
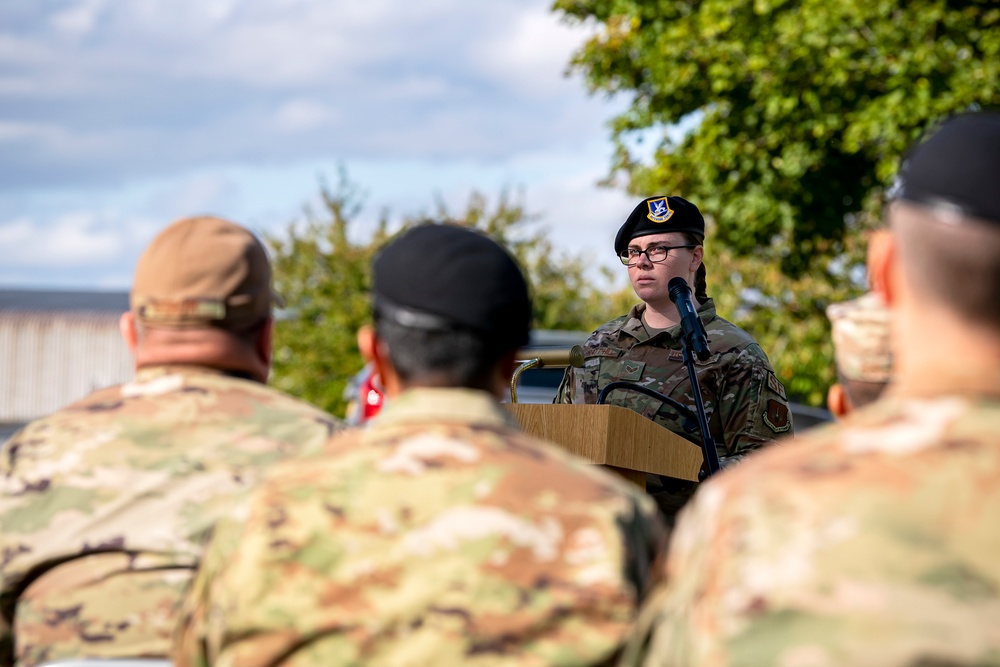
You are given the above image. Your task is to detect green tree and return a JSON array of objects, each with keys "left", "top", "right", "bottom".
[
  {"left": 267, "top": 173, "right": 628, "bottom": 417},
  {"left": 557, "top": 0, "right": 999, "bottom": 272},
  {"left": 555, "top": 0, "right": 999, "bottom": 403},
  {"left": 267, "top": 174, "right": 388, "bottom": 415}
]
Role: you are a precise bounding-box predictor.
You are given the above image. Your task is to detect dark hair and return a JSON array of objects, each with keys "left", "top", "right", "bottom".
[
  {"left": 680, "top": 232, "right": 709, "bottom": 301},
  {"left": 373, "top": 312, "right": 502, "bottom": 391}
]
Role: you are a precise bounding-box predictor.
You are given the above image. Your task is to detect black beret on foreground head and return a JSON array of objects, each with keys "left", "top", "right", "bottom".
[
  {"left": 614, "top": 196, "right": 706, "bottom": 256},
  {"left": 896, "top": 112, "right": 1000, "bottom": 225},
  {"left": 372, "top": 224, "right": 532, "bottom": 351}
]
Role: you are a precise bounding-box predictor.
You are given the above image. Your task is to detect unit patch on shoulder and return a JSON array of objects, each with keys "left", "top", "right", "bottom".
[
  {"left": 766, "top": 371, "right": 787, "bottom": 400},
  {"left": 762, "top": 399, "right": 791, "bottom": 433},
  {"left": 646, "top": 197, "right": 674, "bottom": 223}
]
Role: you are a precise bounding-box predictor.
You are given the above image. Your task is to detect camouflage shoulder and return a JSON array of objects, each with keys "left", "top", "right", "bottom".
[
  {"left": 582, "top": 314, "right": 630, "bottom": 352},
  {"left": 199, "top": 374, "right": 346, "bottom": 440},
  {"left": 704, "top": 316, "right": 768, "bottom": 357}
]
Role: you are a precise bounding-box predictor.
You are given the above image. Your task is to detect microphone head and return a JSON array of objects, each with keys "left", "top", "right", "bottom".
[{"left": 668, "top": 277, "right": 691, "bottom": 304}]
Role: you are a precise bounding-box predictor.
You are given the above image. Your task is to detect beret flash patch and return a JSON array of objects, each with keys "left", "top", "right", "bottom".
[{"left": 646, "top": 197, "right": 674, "bottom": 223}]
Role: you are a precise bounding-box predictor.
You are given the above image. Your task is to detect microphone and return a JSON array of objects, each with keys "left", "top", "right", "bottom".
[
  {"left": 515, "top": 345, "right": 585, "bottom": 369},
  {"left": 668, "top": 277, "right": 711, "bottom": 361}
]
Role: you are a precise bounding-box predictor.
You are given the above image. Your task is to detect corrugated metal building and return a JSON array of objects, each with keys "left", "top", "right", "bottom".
[{"left": 0, "top": 290, "right": 133, "bottom": 444}]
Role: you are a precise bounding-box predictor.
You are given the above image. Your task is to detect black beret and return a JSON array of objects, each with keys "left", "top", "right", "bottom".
[
  {"left": 614, "top": 196, "right": 706, "bottom": 255},
  {"left": 372, "top": 224, "right": 531, "bottom": 350},
  {"left": 895, "top": 112, "right": 1000, "bottom": 224}
]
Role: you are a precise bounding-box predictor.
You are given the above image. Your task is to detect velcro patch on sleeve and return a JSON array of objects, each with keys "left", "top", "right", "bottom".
[
  {"left": 762, "top": 399, "right": 791, "bottom": 433},
  {"left": 766, "top": 371, "right": 787, "bottom": 400}
]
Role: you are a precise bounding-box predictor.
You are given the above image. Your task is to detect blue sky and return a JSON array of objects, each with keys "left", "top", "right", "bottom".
[{"left": 0, "top": 0, "right": 648, "bottom": 290}]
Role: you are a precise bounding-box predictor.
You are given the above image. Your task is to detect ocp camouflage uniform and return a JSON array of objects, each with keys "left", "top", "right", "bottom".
[
  {"left": 0, "top": 365, "right": 340, "bottom": 667},
  {"left": 555, "top": 300, "right": 791, "bottom": 520},
  {"left": 622, "top": 392, "right": 1000, "bottom": 667},
  {"left": 174, "top": 387, "right": 667, "bottom": 667}
]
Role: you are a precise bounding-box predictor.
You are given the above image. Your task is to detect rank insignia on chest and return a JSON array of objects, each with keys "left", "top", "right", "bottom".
[
  {"left": 763, "top": 399, "right": 791, "bottom": 433},
  {"left": 646, "top": 197, "right": 674, "bottom": 223},
  {"left": 618, "top": 360, "right": 646, "bottom": 382}
]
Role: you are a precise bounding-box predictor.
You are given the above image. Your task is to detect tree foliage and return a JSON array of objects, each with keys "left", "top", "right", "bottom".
[
  {"left": 267, "top": 172, "right": 631, "bottom": 418},
  {"left": 556, "top": 0, "right": 1000, "bottom": 274}
]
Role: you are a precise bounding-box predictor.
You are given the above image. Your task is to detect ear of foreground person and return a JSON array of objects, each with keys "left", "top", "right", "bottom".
[
  {"left": 619, "top": 113, "right": 1000, "bottom": 667},
  {"left": 0, "top": 217, "right": 343, "bottom": 666},
  {"left": 172, "top": 223, "right": 668, "bottom": 667}
]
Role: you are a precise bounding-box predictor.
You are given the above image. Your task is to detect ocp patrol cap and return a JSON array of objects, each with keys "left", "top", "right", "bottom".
[
  {"left": 614, "top": 195, "right": 706, "bottom": 256},
  {"left": 826, "top": 293, "right": 893, "bottom": 383},
  {"left": 131, "top": 216, "right": 277, "bottom": 330}
]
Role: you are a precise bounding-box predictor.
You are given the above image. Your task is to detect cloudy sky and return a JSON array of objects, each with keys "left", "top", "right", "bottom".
[{"left": 0, "top": 0, "right": 644, "bottom": 290}]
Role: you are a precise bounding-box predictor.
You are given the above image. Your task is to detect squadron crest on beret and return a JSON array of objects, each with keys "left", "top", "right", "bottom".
[{"left": 647, "top": 197, "right": 674, "bottom": 223}]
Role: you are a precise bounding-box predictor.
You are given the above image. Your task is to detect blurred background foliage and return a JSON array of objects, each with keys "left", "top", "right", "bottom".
[
  {"left": 268, "top": 170, "right": 633, "bottom": 417},
  {"left": 271, "top": 0, "right": 1000, "bottom": 416}
]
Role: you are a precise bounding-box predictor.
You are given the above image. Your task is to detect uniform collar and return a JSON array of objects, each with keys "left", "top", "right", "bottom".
[
  {"left": 134, "top": 364, "right": 257, "bottom": 382},
  {"left": 372, "top": 387, "right": 517, "bottom": 429},
  {"left": 620, "top": 298, "right": 718, "bottom": 344}
]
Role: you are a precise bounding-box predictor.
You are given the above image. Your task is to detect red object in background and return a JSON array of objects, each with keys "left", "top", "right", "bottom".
[{"left": 360, "top": 371, "right": 384, "bottom": 421}]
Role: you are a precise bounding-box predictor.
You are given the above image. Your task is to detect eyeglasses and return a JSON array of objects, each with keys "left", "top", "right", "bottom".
[{"left": 619, "top": 244, "right": 697, "bottom": 266}]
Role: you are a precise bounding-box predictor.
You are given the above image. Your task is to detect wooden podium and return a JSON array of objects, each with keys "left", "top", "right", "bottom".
[{"left": 504, "top": 404, "right": 703, "bottom": 488}]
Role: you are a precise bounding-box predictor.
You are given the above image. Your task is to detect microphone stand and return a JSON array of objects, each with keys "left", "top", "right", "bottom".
[{"left": 678, "top": 329, "right": 721, "bottom": 478}]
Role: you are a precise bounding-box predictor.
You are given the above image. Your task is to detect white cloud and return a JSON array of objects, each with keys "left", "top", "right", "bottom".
[
  {"left": 50, "top": 0, "right": 108, "bottom": 38},
  {"left": 472, "top": 5, "right": 589, "bottom": 99},
  {"left": 274, "top": 99, "right": 337, "bottom": 133},
  {"left": 0, "top": 214, "right": 122, "bottom": 267},
  {"left": 142, "top": 174, "right": 240, "bottom": 219}
]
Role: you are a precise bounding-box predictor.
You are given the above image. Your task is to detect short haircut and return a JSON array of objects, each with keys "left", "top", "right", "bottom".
[
  {"left": 892, "top": 202, "right": 1000, "bottom": 329},
  {"left": 373, "top": 311, "right": 502, "bottom": 391}
]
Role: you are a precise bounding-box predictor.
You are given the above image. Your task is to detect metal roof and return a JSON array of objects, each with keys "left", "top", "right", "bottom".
[{"left": 0, "top": 289, "right": 129, "bottom": 312}]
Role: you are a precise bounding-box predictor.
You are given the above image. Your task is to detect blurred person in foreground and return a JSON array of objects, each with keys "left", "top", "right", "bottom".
[
  {"left": 555, "top": 196, "right": 792, "bottom": 524},
  {"left": 825, "top": 292, "right": 893, "bottom": 417},
  {"left": 621, "top": 112, "right": 1000, "bottom": 666},
  {"left": 0, "top": 217, "right": 341, "bottom": 666},
  {"left": 174, "top": 223, "right": 667, "bottom": 667}
]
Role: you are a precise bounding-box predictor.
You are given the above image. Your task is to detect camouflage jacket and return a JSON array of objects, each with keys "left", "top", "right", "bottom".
[
  {"left": 555, "top": 300, "right": 792, "bottom": 459},
  {"left": 0, "top": 365, "right": 340, "bottom": 667},
  {"left": 174, "top": 387, "right": 668, "bottom": 667},
  {"left": 622, "top": 392, "right": 1000, "bottom": 667}
]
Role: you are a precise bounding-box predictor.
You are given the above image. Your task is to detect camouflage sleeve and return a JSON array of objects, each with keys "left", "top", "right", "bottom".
[{"left": 715, "top": 343, "right": 793, "bottom": 455}]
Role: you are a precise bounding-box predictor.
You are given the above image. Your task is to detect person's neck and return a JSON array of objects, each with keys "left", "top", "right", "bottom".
[
  {"left": 135, "top": 334, "right": 267, "bottom": 384},
  {"left": 893, "top": 310, "right": 1000, "bottom": 399},
  {"left": 641, "top": 297, "right": 700, "bottom": 330}
]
